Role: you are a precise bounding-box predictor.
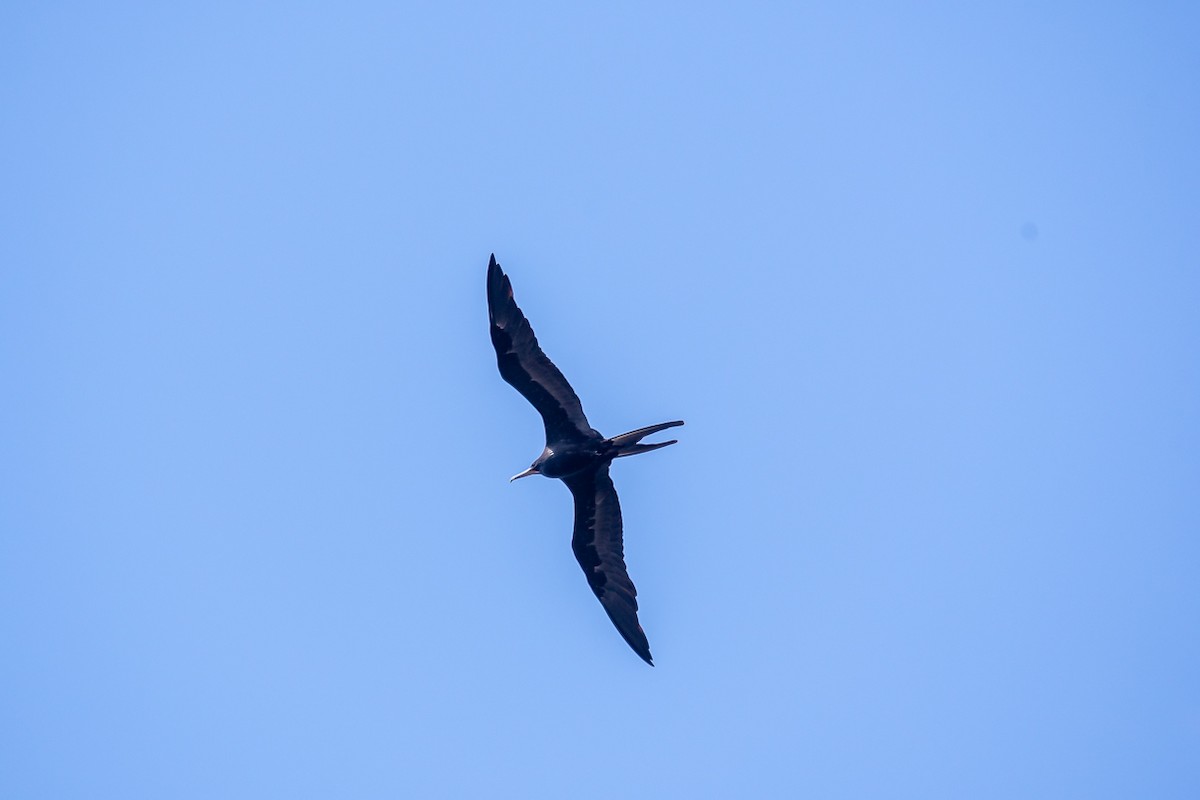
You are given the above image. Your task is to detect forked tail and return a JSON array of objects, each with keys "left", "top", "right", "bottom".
[{"left": 607, "top": 420, "right": 685, "bottom": 458}]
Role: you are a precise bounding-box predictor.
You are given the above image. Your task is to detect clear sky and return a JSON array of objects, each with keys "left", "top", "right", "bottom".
[{"left": 2, "top": 3, "right": 1198, "bottom": 798}]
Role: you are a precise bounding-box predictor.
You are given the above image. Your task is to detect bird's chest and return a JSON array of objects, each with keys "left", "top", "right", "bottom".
[{"left": 540, "top": 447, "right": 602, "bottom": 479}]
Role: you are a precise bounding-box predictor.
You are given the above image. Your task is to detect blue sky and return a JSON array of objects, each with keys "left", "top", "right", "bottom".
[{"left": 2, "top": 3, "right": 1198, "bottom": 797}]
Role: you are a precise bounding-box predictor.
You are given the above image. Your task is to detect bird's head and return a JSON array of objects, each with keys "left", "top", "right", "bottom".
[{"left": 510, "top": 448, "right": 552, "bottom": 482}]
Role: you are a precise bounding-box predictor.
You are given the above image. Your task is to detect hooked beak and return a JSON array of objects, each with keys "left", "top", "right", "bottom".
[{"left": 509, "top": 467, "right": 539, "bottom": 482}]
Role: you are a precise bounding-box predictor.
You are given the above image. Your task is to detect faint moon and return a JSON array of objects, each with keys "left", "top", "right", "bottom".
[{"left": 1020, "top": 222, "right": 1039, "bottom": 241}]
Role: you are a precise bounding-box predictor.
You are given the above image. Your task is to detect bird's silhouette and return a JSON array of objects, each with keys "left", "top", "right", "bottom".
[{"left": 486, "top": 254, "right": 682, "bottom": 666}]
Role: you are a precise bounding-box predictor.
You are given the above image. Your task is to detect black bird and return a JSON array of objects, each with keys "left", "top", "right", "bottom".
[{"left": 486, "top": 254, "right": 682, "bottom": 666}]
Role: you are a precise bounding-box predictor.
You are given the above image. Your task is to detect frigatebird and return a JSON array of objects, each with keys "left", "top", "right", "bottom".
[{"left": 486, "top": 254, "right": 682, "bottom": 666}]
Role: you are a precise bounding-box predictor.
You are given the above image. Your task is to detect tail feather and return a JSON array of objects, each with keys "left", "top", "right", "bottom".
[
  {"left": 613, "top": 439, "right": 678, "bottom": 458},
  {"left": 607, "top": 420, "right": 684, "bottom": 458}
]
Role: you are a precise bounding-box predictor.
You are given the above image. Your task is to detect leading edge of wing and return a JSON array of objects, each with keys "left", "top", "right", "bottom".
[
  {"left": 486, "top": 255, "right": 596, "bottom": 443},
  {"left": 564, "top": 465, "right": 654, "bottom": 666}
]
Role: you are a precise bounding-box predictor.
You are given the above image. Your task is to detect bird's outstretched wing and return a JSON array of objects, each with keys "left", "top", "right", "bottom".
[
  {"left": 564, "top": 464, "right": 653, "bottom": 665},
  {"left": 487, "top": 255, "right": 598, "bottom": 444}
]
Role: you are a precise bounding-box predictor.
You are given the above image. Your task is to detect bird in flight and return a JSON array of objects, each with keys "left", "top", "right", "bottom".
[{"left": 486, "top": 254, "right": 683, "bottom": 666}]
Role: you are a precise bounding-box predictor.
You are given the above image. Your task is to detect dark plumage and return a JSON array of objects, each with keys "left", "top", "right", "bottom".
[{"left": 486, "top": 254, "right": 682, "bottom": 666}]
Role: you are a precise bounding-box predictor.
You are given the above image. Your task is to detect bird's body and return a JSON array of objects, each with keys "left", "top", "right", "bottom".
[{"left": 486, "top": 254, "right": 682, "bottom": 666}]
